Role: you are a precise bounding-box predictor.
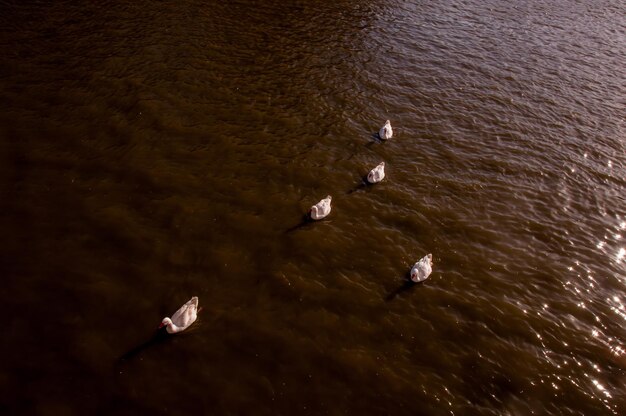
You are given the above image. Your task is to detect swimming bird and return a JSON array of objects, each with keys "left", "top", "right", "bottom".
[
  {"left": 159, "top": 296, "right": 199, "bottom": 334},
  {"left": 309, "top": 195, "right": 332, "bottom": 220},
  {"left": 379, "top": 120, "right": 393, "bottom": 140},
  {"left": 410, "top": 254, "right": 433, "bottom": 283},
  {"left": 367, "top": 162, "right": 385, "bottom": 184}
]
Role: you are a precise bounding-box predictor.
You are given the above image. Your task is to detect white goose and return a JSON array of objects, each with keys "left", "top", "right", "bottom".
[
  {"left": 410, "top": 254, "right": 433, "bottom": 283},
  {"left": 379, "top": 120, "right": 393, "bottom": 140},
  {"left": 309, "top": 195, "right": 332, "bottom": 220},
  {"left": 367, "top": 162, "right": 385, "bottom": 184},
  {"left": 159, "top": 296, "right": 199, "bottom": 334}
]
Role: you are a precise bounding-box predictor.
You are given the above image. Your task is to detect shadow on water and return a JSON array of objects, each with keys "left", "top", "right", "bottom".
[
  {"left": 347, "top": 175, "right": 370, "bottom": 194},
  {"left": 285, "top": 213, "right": 314, "bottom": 233},
  {"left": 118, "top": 328, "right": 172, "bottom": 362},
  {"left": 364, "top": 132, "right": 383, "bottom": 148},
  {"left": 385, "top": 276, "right": 421, "bottom": 302}
]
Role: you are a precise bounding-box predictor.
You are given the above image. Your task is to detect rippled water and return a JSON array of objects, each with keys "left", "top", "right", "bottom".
[{"left": 1, "top": 0, "right": 624, "bottom": 414}]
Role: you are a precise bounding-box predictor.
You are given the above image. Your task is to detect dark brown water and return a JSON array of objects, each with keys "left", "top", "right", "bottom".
[{"left": 1, "top": 0, "right": 624, "bottom": 414}]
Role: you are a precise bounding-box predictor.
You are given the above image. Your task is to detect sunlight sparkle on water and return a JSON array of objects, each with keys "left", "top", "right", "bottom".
[
  {"left": 592, "top": 379, "right": 612, "bottom": 399},
  {"left": 616, "top": 247, "right": 625, "bottom": 263}
]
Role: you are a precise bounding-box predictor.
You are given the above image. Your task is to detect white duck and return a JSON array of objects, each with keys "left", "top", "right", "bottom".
[
  {"left": 410, "top": 254, "right": 433, "bottom": 283},
  {"left": 309, "top": 195, "right": 332, "bottom": 220},
  {"left": 159, "top": 296, "right": 199, "bottom": 334},
  {"left": 379, "top": 120, "right": 393, "bottom": 140},
  {"left": 367, "top": 162, "right": 385, "bottom": 184}
]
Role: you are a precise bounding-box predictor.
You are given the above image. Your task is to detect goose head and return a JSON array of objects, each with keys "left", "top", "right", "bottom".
[{"left": 158, "top": 317, "right": 172, "bottom": 329}]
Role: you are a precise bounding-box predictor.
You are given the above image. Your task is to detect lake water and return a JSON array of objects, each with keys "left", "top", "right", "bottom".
[{"left": 1, "top": 0, "right": 624, "bottom": 414}]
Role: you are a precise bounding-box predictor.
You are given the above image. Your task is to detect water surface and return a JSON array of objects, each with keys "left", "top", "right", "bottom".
[{"left": 1, "top": 0, "right": 624, "bottom": 414}]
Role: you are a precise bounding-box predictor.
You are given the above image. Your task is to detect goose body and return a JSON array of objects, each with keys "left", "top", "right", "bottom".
[
  {"left": 159, "top": 296, "right": 199, "bottom": 334},
  {"left": 310, "top": 195, "right": 332, "bottom": 220},
  {"left": 379, "top": 120, "right": 393, "bottom": 140},
  {"left": 367, "top": 162, "right": 386, "bottom": 184},
  {"left": 410, "top": 254, "right": 433, "bottom": 283}
]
